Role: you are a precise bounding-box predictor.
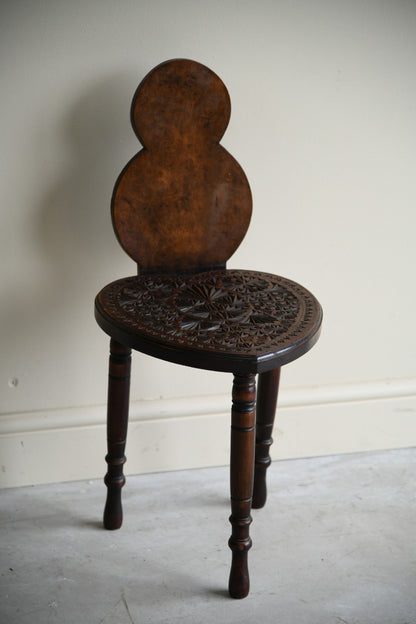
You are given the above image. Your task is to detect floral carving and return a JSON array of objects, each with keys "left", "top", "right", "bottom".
[{"left": 97, "top": 270, "right": 321, "bottom": 357}]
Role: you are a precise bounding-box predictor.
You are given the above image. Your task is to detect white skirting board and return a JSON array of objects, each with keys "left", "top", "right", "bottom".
[{"left": 1, "top": 378, "right": 415, "bottom": 489}]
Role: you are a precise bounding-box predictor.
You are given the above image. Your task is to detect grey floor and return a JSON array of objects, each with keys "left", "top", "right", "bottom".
[{"left": 1, "top": 448, "right": 415, "bottom": 624}]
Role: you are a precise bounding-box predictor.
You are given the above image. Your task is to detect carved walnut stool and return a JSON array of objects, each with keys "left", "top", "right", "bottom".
[{"left": 94, "top": 59, "right": 322, "bottom": 598}]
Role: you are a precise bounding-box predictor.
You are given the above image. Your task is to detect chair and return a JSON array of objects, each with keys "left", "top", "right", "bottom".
[{"left": 94, "top": 58, "right": 322, "bottom": 599}]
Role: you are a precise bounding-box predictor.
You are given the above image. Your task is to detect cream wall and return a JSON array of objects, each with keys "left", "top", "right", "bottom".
[{"left": 1, "top": 0, "right": 415, "bottom": 487}]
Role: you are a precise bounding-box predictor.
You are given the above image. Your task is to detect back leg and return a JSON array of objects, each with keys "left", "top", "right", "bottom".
[
  {"left": 103, "top": 339, "right": 131, "bottom": 530},
  {"left": 252, "top": 368, "right": 280, "bottom": 509}
]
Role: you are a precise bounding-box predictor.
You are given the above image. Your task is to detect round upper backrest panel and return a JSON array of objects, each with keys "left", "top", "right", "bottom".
[
  {"left": 112, "top": 59, "right": 252, "bottom": 273},
  {"left": 131, "top": 58, "right": 231, "bottom": 147}
]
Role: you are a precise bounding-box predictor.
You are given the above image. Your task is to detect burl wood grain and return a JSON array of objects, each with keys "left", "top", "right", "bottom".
[{"left": 112, "top": 59, "right": 252, "bottom": 273}]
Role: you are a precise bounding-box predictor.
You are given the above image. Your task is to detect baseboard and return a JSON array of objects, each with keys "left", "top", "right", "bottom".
[{"left": 1, "top": 378, "right": 415, "bottom": 488}]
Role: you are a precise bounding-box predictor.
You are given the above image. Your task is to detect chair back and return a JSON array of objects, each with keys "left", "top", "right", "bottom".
[{"left": 112, "top": 59, "right": 252, "bottom": 274}]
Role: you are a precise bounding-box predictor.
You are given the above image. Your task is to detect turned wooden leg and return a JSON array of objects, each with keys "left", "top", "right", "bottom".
[
  {"left": 103, "top": 338, "right": 131, "bottom": 530},
  {"left": 228, "top": 373, "right": 256, "bottom": 599},
  {"left": 252, "top": 368, "right": 280, "bottom": 509}
]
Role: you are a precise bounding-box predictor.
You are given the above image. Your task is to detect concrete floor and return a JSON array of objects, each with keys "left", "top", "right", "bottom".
[{"left": 1, "top": 448, "right": 415, "bottom": 624}]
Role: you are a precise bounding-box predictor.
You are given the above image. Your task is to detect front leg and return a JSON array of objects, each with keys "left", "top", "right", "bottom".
[
  {"left": 103, "top": 339, "right": 131, "bottom": 530},
  {"left": 228, "top": 373, "right": 256, "bottom": 599}
]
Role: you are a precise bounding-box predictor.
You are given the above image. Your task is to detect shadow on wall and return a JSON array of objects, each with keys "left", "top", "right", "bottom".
[
  {"left": 37, "top": 70, "right": 140, "bottom": 288},
  {"left": 2, "top": 70, "right": 145, "bottom": 411}
]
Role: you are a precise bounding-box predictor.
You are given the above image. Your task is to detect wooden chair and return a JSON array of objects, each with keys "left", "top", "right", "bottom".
[{"left": 94, "top": 58, "right": 322, "bottom": 598}]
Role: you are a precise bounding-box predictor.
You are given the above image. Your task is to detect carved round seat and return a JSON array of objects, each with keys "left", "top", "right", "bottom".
[
  {"left": 94, "top": 58, "right": 322, "bottom": 599},
  {"left": 95, "top": 269, "right": 321, "bottom": 373}
]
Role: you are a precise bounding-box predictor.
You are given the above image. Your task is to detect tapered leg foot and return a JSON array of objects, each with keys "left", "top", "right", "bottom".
[
  {"left": 228, "top": 511, "right": 252, "bottom": 598},
  {"left": 229, "top": 544, "right": 251, "bottom": 599},
  {"left": 252, "top": 368, "right": 280, "bottom": 509},
  {"left": 103, "top": 457, "right": 126, "bottom": 530},
  {"left": 103, "top": 339, "right": 131, "bottom": 530},
  {"left": 228, "top": 373, "right": 256, "bottom": 599}
]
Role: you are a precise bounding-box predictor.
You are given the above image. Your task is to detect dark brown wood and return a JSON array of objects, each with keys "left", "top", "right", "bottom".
[
  {"left": 228, "top": 373, "right": 256, "bottom": 599},
  {"left": 95, "top": 270, "right": 322, "bottom": 374},
  {"left": 112, "top": 59, "right": 252, "bottom": 273},
  {"left": 252, "top": 367, "right": 281, "bottom": 509},
  {"left": 103, "top": 339, "right": 131, "bottom": 530},
  {"left": 94, "top": 58, "right": 323, "bottom": 598}
]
